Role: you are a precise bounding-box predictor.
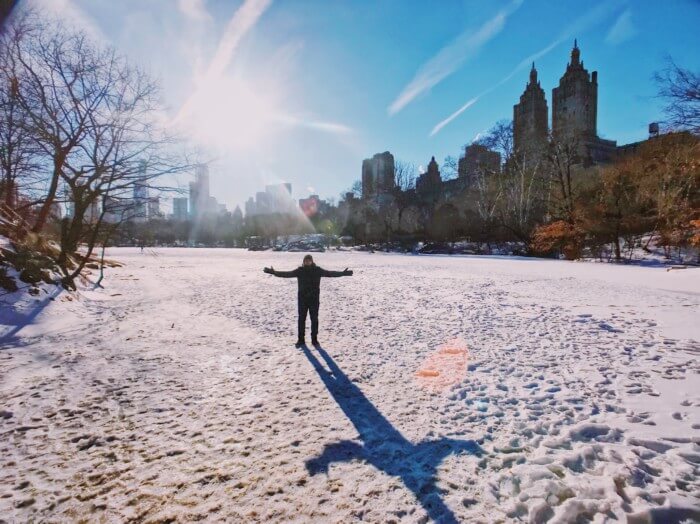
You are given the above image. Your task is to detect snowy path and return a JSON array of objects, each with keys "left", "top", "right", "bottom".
[{"left": 0, "top": 249, "right": 699, "bottom": 523}]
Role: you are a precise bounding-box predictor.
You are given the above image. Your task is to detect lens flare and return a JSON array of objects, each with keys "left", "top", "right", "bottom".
[{"left": 415, "top": 339, "right": 470, "bottom": 391}]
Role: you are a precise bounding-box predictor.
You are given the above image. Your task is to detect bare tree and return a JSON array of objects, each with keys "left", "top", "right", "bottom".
[
  {"left": 441, "top": 156, "right": 458, "bottom": 180},
  {"left": 655, "top": 57, "right": 700, "bottom": 134},
  {"left": 0, "top": 11, "right": 42, "bottom": 210},
  {"left": 345, "top": 179, "right": 362, "bottom": 198},
  {"left": 392, "top": 160, "right": 416, "bottom": 232},
  {"left": 394, "top": 160, "right": 416, "bottom": 191},
  {"left": 464, "top": 124, "right": 508, "bottom": 229},
  {"left": 478, "top": 119, "right": 514, "bottom": 161},
  {"left": 6, "top": 15, "right": 115, "bottom": 234},
  {"left": 57, "top": 58, "right": 189, "bottom": 283},
  {"left": 2, "top": 11, "right": 190, "bottom": 285},
  {"left": 545, "top": 135, "right": 582, "bottom": 224},
  {"left": 474, "top": 119, "right": 549, "bottom": 243},
  {"left": 472, "top": 168, "right": 501, "bottom": 226},
  {"left": 497, "top": 154, "right": 543, "bottom": 243}
]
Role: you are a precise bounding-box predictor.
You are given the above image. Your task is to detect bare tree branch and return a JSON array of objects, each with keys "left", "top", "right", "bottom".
[{"left": 654, "top": 56, "right": 700, "bottom": 135}]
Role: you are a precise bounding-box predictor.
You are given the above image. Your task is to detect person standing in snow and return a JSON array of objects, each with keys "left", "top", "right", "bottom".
[{"left": 263, "top": 254, "right": 353, "bottom": 348}]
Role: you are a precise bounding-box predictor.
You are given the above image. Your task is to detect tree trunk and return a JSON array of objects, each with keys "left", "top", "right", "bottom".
[
  {"left": 58, "top": 204, "right": 85, "bottom": 270},
  {"left": 32, "top": 154, "right": 64, "bottom": 233},
  {"left": 3, "top": 164, "right": 16, "bottom": 207},
  {"left": 65, "top": 215, "right": 103, "bottom": 285},
  {"left": 96, "top": 242, "right": 106, "bottom": 288}
]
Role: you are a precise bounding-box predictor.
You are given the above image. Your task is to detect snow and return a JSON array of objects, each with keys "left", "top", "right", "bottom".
[{"left": 1, "top": 248, "right": 698, "bottom": 522}]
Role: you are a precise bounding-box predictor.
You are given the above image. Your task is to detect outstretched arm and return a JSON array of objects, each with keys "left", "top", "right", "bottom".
[
  {"left": 320, "top": 267, "right": 353, "bottom": 277},
  {"left": 263, "top": 267, "right": 299, "bottom": 278},
  {"left": 305, "top": 440, "right": 365, "bottom": 475}
]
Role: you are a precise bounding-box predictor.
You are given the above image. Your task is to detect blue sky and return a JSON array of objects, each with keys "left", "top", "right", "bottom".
[{"left": 26, "top": 0, "right": 700, "bottom": 212}]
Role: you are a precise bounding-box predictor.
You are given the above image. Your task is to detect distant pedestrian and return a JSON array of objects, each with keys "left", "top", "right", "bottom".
[{"left": 264, "top": 254, "right": 353, "bottom": 347}]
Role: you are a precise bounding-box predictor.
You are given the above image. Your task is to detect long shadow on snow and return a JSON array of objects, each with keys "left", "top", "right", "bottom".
[
  {"left": 302, "top": 344, "right": 482, "bottom": 524},
  {"left": 0, "top": 285, "right": 63, "bottom": 347}
]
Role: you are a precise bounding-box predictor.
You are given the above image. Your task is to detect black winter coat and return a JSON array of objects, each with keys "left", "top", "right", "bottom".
[{"left": 272, "top": 265, "right": 347, "bottom": 301}]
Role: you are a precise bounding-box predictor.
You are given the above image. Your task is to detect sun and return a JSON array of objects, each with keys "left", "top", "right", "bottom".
[{"left": 176, "top": 74, "right": 281, "bottom": 152}]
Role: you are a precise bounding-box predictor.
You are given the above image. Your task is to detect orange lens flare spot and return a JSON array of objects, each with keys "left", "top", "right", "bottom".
[
  {"left": 439, "top": 347, "right": 467, "bottom": 355},
  {"left": 415, "top": 339, "right": 470, "bottom": 391}
]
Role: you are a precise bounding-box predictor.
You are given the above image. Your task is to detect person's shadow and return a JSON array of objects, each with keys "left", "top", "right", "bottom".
[{"left": 301, "top": 345, "right": 482, "bottom": 524}]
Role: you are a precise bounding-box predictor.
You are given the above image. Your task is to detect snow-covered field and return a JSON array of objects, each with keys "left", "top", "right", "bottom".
[{"left": 1, "top": 248, "right": 699, "bottom": 523}]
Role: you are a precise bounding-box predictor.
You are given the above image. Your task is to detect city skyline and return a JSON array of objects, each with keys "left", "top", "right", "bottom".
[{"left": 24, "top": 0, "right": 700, "bottom": 211}]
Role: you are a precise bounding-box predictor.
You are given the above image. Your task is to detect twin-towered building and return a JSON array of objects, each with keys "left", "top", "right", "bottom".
[
  {"left": 514, "top": 40, "right": 617, "bottom": 164},
  {"left": 359, "top": 41, "right": 634, "bottom": 206}
]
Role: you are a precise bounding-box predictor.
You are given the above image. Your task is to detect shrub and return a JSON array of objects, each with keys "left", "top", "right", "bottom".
[
  {"left": 531, "top": 221, "right": 584, "bottom": 260},
  {"left": 19, "top": 267, "right": 43, "bottom": 284},
  {"left": 0, "top": 267, "right": 18, "bottom": 292}
]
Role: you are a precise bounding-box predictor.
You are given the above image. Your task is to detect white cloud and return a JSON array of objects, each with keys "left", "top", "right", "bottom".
[
  {"left": 388, "top": 0, "right": 523, "bottom": 116},
  {"left": 429, "top": 0, "right": 622, "bottom": 136},
  {"left": 178, "top": 0, "right": 213, "bottom": 23},
  {"left": 203, "top": 0, "right": 271, "bottom": 82},
  {"left": 606, "top": 9, "right": 636, "bottom": 45},
  {"left": 275, "top": 114, "right": 353, "bottom": 135},
  {"left": 430, "top": 97, "right": 479, "bottom": 137}
]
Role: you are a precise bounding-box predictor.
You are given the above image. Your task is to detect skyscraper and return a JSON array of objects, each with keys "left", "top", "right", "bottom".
[
  {"left": 552, "top": 40, "right": 597, "bottom": 141},
  {"left": 265, "top": 183, "right": 294, "bottom": 213},
  {"left": 245, "top": 196, "right": 257, "bottom": 217},
  {"left": 173, "top": 197, "right": 188, "bottom": 221},
  {"left": 416, "top": 156, "right": 442, "bottom": 194},
  {"left": 189, "top": 164, "right": 211, "bottom": 219},
  {"left": 133, "top": 181, "right": 149, "bottom": 222},
  {"left": 362, "top": 152, "right": 395, "bottom": 199},
  {"left": 147, "top": 196, "right": 161, "bottom": 219},
  {"left": 514, "top": 63, "right": 549, "bottom": 155},
  {"left": 458, "top": 144, "right": 501, "bottom": 184},
  {"left": 551, "top": 40, "right": 616, "bottom": 163}
]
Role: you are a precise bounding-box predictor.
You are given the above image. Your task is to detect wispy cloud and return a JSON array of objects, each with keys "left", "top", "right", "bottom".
[
  {"left": 175, "top": 0, "right": 273, "bottom": 123},
  {"left": 178, "top": 0, "right": 213, "bottom": 23},
  {"left": 430, "top": 97, "right": 478, "bottom": 136},
  {"left": 202, "top": 0, "right": 271, "bottom": 83},
  {"left": 430, "top": 0, "right": 622, "bottom": 136},
  {"left": 172, "top": 0, "right": 352, "bottom": 152},
  {"left": 275, "top": 115, "right": 353, "bottom": 135},
  {"left": 388, "top": 0, "right": 523, "bottom": 116},
  {"left": 606, "top": 9, "right": 636, "bottom": 45}
]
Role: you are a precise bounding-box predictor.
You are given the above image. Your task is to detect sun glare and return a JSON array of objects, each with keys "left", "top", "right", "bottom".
[{"left": 179, "top": 75, "right": 280, "bottom": 152}]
